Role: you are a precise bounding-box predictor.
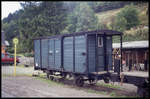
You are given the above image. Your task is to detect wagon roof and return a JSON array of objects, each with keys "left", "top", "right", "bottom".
[{"left": 33, "top": 29, "right": 122, "bottom": 40}]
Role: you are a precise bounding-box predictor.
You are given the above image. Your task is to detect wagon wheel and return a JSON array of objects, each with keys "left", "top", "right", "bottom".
[
  {"left": 49, "top": 76, "right": 54, "bottom": 81},
  {"left": 74, "top": 76, "right": 84, "bottom": 87},
  {"left": 103, "top": 76, "right": 110, "bottom": 83}
]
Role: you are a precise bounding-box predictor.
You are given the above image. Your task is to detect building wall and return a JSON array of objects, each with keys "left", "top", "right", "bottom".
[{"left": 114, "top": 48, "right": 149, "bottom": 71}]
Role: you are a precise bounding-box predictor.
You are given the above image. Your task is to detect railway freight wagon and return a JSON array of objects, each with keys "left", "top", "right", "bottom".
[
  {"left": 33, "top": 30, "right": 122, "bottom": 86},
  {"left": 34, "top": 30, "right": 149, "bottom": 97}
]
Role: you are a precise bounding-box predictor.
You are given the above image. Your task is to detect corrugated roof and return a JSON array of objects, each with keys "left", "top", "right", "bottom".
[{"left": 113, "top": 40, "right": 149, "bottom": 49}]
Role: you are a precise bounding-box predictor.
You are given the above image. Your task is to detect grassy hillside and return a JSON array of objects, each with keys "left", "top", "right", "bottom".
[
  {"left": 96, "top": 3, "right": 148, "bottom": 26},
  {"left": 96, "top": 8, "right": 121, "bottom": 25},
  {"left": 96, "top": 3, "right": 149, "bottom": 42}
]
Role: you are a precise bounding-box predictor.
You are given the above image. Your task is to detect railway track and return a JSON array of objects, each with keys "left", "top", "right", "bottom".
[{"left": 38, "top": 75, "right": 138, "bottom": 97}]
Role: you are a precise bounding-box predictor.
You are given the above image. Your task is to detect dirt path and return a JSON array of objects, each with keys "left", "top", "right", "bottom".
[
  {"left": 1, "top": 66, "right": 139, "bottom": 97},
  {"left": 2, "top": 76, "right": 111, "bottom": 97}
]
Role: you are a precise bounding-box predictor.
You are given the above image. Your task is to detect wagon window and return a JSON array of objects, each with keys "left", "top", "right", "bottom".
[{"left": 98, "top": 37, "right": 103, "bottom": 47}]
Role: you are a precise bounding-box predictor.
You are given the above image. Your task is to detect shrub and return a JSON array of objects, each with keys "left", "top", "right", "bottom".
[
  {"left": 115, "top": 4, "right": 140, "bottom": 31},
  {"left": 24, "top": 53, "right": 34, "bottom": 57}
]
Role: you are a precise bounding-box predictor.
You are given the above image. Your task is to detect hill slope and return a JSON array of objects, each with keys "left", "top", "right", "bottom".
[
  {"left": 95, "top": 3, "right": 149, "bottom": 42},
  {"left": 96, "top": 3, "right": 148, "bottom": 27}
]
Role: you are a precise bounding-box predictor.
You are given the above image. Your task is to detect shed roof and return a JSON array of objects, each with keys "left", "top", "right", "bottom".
[{"left": 113, "top": 40, "right": 149, "bottom": 49}]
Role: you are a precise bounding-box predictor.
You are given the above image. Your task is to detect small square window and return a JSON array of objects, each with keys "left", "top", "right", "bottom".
[{"left": 98, "top": 37, "right": 103, "bottom": 47}]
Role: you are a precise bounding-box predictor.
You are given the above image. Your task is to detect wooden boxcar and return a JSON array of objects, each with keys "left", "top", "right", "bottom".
[{"left": 33, "top": 30, "right": 122, "bottom": 86}]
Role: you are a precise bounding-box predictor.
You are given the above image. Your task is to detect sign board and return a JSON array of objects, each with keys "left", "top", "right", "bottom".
[{"left": 13, "top": 38, "right": 19, "bottom": 44}]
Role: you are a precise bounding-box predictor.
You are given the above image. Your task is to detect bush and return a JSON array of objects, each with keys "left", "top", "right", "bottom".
[
  {"left": 123, "top": 26, "right": 149, "bottom": 42},
  {"left": 115, "top": 4, "right": 140, "bottom": 31},
  {"left": 6, "top": 47, "right": 14, "bottom": 53},
  {"left": 114, "top": 17, "right": 127, "bottom": 32},
  {"left": 24, "top": 53, "right": 34, "bottom": 57}
]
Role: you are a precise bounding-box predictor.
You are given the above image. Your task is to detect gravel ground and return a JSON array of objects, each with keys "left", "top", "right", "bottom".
[
  {"left": 2, "top": 76, "right": 110, "bottom": 97},
  {"left": 1, "top": 65, "right": 139, "bottom": 98},
  {"left": 18, "top": 57, "right": 34, "bottom": 66},
  {"left": 1, "top": 66, "right": 110, "bottom": 97},
  {"left": 2, "top": 66, "right": 34, "bottom": 76}
]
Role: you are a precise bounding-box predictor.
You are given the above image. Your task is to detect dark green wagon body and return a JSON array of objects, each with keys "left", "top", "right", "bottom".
[{"left": 33, "top": 30, "right": 121, "bottom": 74}]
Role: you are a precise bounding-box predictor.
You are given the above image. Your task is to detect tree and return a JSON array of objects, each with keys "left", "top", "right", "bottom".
[
  {"left": 116, "top": 5, "right": 139, "bottom": 30},
  {"left": 114, "top": 16, "right": 127, "bottom": 32},
  {"left": 2, "top": 1, "right": 68, "bottom": 53},
  {"left": 63, "top": 2, "right": 99, "bottom": 33},
  {"left": 17, "top": 2, "right": 68, "bottom": 52}
]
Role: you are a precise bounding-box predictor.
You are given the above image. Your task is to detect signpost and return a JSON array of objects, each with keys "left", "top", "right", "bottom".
[{"left": 13, "top": 38, "right": 19, "bottom": 76}]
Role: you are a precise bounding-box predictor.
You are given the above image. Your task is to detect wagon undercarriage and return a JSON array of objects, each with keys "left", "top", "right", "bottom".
[{"left": 44, "top": 69, "right": 149, "bottom": 97}]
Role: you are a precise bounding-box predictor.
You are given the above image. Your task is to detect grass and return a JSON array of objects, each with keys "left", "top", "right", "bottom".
[
  {"left": 96, "top": 82, "right": 121, "bottom": 89},
  {"left": 86, "top": 89, "right": 108, "bottom": 95},
  {"left": 9, "top": 53, "right": 25, "bottom": 57},
  {"left": 33, "top": 74, "right": 124, "bottom": 97},
  {"left": 95, "top": 3, "right": 148, "bottom": 26},
  {"left": 32, "top": 74, "right": 113, "bottom": 96},
  {"left": 110, "top": 92, "right": 116, "bottom": 96},
  {"left": 33, "top": 73, "right": 65, "bottom": 86},
  {"left": 95, "top": 8, "right": 121, "bottom": 24},
  {"left": 2, "top": 74, "right": 32, "bottom": 77},
  {"left": 17, "top": 53, "right": 25, "bottom": 57}
]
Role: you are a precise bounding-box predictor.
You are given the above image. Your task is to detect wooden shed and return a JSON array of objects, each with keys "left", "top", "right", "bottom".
[{"left": 113, "top": 40, "right": 149, "bottom": 71}]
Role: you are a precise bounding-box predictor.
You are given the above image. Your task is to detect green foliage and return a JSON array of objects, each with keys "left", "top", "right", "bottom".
[
  {"left": 123, "top": 26, "right": 149, "bottom": 42},
  {"left": 75, "top": 3, "right": 99, "bottom": 32},
  {"left": 114, "top": 17, "right": 127, "bottom": 32},
  {"left": 116, "top": 5, "right": 140, "bottom": 30},
  {"left": 6, "top": 47, "right": 14, "bottom": 53},
  {"left": 24, "top": 53, "right": 34, "bottom": 57},
  {"left": 62, "top": 2, "right": 99, "bottom": 33},
  {"left": 88, "top": 1, "right": 132, "bottom": 13},
  {"left": 2, "top": 2, "right": 68, "bottom": 53},
  {"left": 113, "top": 26, "right": 149, "bottom": 43},
  {"left": 2, "top": 2, "right": 148, "bottom": 53}
]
